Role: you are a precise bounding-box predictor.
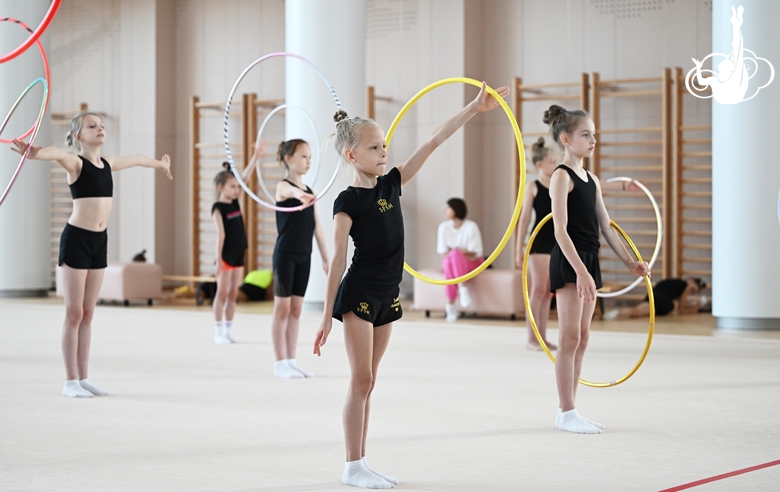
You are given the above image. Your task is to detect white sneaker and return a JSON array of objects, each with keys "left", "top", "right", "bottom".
[
  {"left": 445, "top": 303, "right": 458, "bottom": 322},
  {"left": 458, "top": 285, "right": 472, "bottom": 307},
  {"left": 602, "top": 309, "right": 619, "bottom": 321}
]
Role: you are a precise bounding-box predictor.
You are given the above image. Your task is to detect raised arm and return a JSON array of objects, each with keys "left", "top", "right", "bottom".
[
  {"left": 396, "top": 82, "right": 510, "bottom": 186},
  {"left": 107, "top": 154, "right": 172, "bottom": 179},
  {"left": 241, "top": 142, "right": 265, "bottom": 184},
  {"left": 313, "top": 202, "right": 330, "bottom": 274},
  {"left": 11, "top": 138, "right": 81, "bottom": 175},
  {"left": 313, "top": 212, "right": 352, "bottom": 356},
  {"left": 515, "top": 180, "right": 538, "bottom": 268},
  {"left": 593, "top": 175, "right": 649, "bottom": 278}
]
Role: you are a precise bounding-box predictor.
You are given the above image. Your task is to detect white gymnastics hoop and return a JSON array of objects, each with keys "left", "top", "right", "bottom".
[
  {"left": 597, "top": 177, "right": 662, "bottom": 298},
  {"left": 223, "top": 52, "right": 341, "bottom": 212},
  {"left": 254, "top": 104, "right": 322, "bottom": 202}
]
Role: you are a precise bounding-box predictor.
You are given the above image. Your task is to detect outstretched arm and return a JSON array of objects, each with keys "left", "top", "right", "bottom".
[
  {"left": 313, "top": 202, "right": 329, "bottom": 274},
  {"left": 108, "top": 154, "right": 172, "bottom": 179},
  {"left": 10, "top": 138, "right": 81, "bottom": 175},
  {"left": 396, "top": 82, "right": 510, "bottom": 186}
]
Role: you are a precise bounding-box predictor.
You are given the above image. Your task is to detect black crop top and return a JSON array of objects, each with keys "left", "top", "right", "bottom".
[
  {"left": 333, "top": 167, "right": 404, "bottom": 291},
  {"left": 70, "top": 156, "right": 113, "bottom": 199},
  {"left": 275, "top": 180, "right": 316, "bottom": 256}
]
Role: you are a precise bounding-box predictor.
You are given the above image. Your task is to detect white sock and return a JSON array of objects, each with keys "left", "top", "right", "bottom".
[
  {"left": 63, "top": 379, "right": 93, "bottom": 398},
  {"left": 343, "top": 459, "right": 393, "bottom": 489},
  {"left": 603, "top": 309, "right": 619, "bottom": 321},
  {"left": 445, "top": 302, "right": 458, "bottom": 322},
  {"left": 557, "top": 407, "right": 602, "bottom": 427},
  {"left": 287, "top": 358, "right": 313, "bottom": 378},
  {"left": 214, "top": 321, "right": 229, "bottom": 344},
  {"left": 458, "top": 285, "right": 472, "bottom": 307},
  {"left": 362, "top": 457, "right": 398, "bottom": 485},
  {"left": 557, "top": 409, "right": 601, "bottom": 434},
  {"left": 274, "top": 359, "right": 303, "bottom": 379},
  {"left": 224, "top": 320, "right": 237, "bottom": 343},
  {"left": 79, "top": 378, "right": 109, "bottom": 396}
]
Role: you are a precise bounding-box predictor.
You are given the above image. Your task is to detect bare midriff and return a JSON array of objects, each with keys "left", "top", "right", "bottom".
[{"left": 69, "top": 197, "right": 112, "bottom": 231}]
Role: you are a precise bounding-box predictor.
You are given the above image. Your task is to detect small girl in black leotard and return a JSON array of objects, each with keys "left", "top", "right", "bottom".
[
  {"left": 211, "top": 144, "right": 262, "bottom": 344},
  {"left": 544, "top": 105, "right": 650, "bottom": 434},
  {"left": 270, "top": 139, "right": 329, "bottom": 379},
  {"left": 314, "top": 82, "right": 510, "bottom": 489},
  {"left": 516, "top": 137, "right": 560, "bottom": 351}
]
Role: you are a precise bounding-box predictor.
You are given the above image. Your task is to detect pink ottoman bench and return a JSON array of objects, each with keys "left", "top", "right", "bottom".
[
  {"left": 412, "top": 268, "right": 525, "bottom": 320},
  {"left": 56, "top": 262, "right": 163, "bottom": 306}
]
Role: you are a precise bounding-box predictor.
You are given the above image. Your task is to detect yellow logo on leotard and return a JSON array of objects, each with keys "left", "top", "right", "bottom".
[
  {"left": 391, "top": 297, "right": 401, "bottom": 312},
  {"left": 377, "top": 199, "right": 393, "bottom": 213},
  {"left": 357, "top": 302, "right": 371, "bottom": 315}
]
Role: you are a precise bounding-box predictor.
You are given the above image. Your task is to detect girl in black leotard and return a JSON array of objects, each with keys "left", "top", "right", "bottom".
[
  {"left": 516, "top": 137, "right": 560, "bottom": 351},
  {"left": 12, "top": 113, "right": 172, "bottom": 398},
  {"left": 211, "top": 144, "right": 261, "bottom": 345},
  {"left": 270, "top": 139, "right": 329, "bottom": 379},
  {"left": 544, "top": 105, "right": 650, "bottom": 434},
  {"left": 314, "top": 82, "right": 510, "bottom": 489}
]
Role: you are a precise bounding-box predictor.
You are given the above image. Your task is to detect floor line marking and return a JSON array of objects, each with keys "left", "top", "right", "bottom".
[{"left": 659, "top": 459, "right": 780, "bottom": 491}]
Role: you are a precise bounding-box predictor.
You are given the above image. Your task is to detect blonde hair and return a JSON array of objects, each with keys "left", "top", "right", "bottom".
[
  {"left": 333, "top": 110, "right": 376, "bottom": 165},
  {"left": 66, "top": 111, "right": 102, "bottom": 152}
]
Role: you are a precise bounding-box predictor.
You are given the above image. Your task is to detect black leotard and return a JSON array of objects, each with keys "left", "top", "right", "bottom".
[
  {"left": 212, "top": 199, "right": 248, "bottom": 266},
  {"left": 69, "top": 156, "right": 113, "bottom": 199},
  {"left": 274, "top": 179, "right": 316, "bottom": 255},
  {"left": 530, "top": 180, "right": 555, "bottom": 254}
]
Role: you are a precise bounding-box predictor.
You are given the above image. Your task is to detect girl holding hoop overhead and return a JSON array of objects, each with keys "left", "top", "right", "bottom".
[
  {"left": 543, "top": 105, "right": 649, "bottom": 433},
  {"left": 211, "top": 143, "right": 262, "bottom": 344},
  {"left": 314, "top": 82, "right": 509, "bottom": 489},
  {"left": 11, "top": 112, "right": 172, "bottom": 398},
  {"left": 271, "top": 139, "right": 329, "bottom": 379}
]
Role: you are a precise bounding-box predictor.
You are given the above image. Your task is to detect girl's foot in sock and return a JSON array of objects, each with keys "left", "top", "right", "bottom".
[
  {"left": 79, "top": 379, "right": 109, "bottom": 396},
  {"left": 445, "top": 302, "right": 458, "bottom": 322},
  {"left": 63, "top": 380, "right": 94, "bottom": 398},
  {"left": 214, "top": 322, "right": 230, "bottom": 344},
  {"left": 557, "top": 409, "right": 601, "bottom": 434},
  {"left": 274, "top": 360, "right": 303, "bottom": 379},
  {"left": 557, "top": 408, "right": 604, "bottom": 430},
  {"left": 343, "top": 460, "right": 393, "bottom": 489},
  {"left": 362, "top": 457, "right": 399, "bottom": 485},
  {"left": 224, "top": 321, "right": 238, "bottom": 343},
  {"left": 287, "top": 359, "right": 313, "bottom": 378}
]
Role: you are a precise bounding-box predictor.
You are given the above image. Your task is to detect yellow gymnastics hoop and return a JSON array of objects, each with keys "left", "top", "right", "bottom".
[
  {"left": 385, "top": 77, "right": 526, "bottom": 285},
  {"left": 522, "top": 213, "right": 655, "bottom": 388}
]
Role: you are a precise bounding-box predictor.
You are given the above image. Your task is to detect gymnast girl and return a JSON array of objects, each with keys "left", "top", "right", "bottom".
[
  {"left": 11, "top": 112, "right": 172, "bottom": 398},
  {"left": 543, "top": 104, "right": 649, "bottom": 433},
  {"left": 314, "top": 82, "right": 509, "bottom": 488},
  {"left": 516, "top": 138, "right": 640, "bottom": 351},
  {"left": 270, "top": 139, "right": 329, "bottom": 378},
  {"left": 211, "top": 143, "right": 263, "bottom": 344}
]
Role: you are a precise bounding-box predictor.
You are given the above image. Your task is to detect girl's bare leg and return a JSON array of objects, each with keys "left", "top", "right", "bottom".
[
  {"left": 271, "top": 296, "right": 301, "bottom": 378},
  {"left": 61, "top": 266, "right": 87, "bottom": 381},
  {"left": 76, "top": 268, "right": 109, "bottom": 396},
  {"left": 223, "top": 267, "right": 244, "bottom": 322},
  {"left": 284, "top": 296, "right": 313, "bottom": 377},
  {"left": 213, "top": 269, "right": 232, "bottom": 323},
  {"left": 528, "top": 254, "right": 556, "bottom": 349}
]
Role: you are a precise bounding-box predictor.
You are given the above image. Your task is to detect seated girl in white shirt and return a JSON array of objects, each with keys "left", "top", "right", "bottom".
[{"left": 437, "top": 198, "right": 484, "bottom": 321}]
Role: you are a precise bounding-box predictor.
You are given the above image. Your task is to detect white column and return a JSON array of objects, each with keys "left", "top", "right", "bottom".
[
  {"left": 0, "top": 0, "right": 52, "bottom": 296},
  {"left": 286, "top": 0, "right": 366, "bottom": 307},
  {"left": 712, "top": 0, "right": 780, "bottom": 329}
]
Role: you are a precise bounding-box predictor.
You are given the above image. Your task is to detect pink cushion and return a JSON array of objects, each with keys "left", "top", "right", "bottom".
[
  {"left": 56, "top": 263, "right": 162, "bottom": 301},
  {"left": 412, "top": 268, "right": 525, "bottom": 317}
]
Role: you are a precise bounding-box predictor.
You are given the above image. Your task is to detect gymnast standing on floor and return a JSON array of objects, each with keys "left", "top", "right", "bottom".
[
  {"left": 211, "top": 143, "right": 263, "bottom": 344},
  {"left": 313, "top": 82, "right": 510, "bottom": 489},
  {"left": 11, "top": 112, "right": 172, "bottom": 398},
  {"left": 543, "top": 104, "right": 649, "bottom": 433},
  {"left": 270, "top": 139, "right": 329, "bottom": 379}
]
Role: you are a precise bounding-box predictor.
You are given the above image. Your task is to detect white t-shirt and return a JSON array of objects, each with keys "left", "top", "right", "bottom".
[{"left": 437, "top": 219, "right": 483, "bottom": 257}]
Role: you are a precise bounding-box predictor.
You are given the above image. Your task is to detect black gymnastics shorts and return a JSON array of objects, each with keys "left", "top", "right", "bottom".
[
  {"left": 273, "top": 251, "right": 311, "bottom": 298},
  {"left": 58, "top": 223, "right": 108, "bottom": 270},
  {"left": 645, "top": 294, "right": 675, "bottom": 316},
  {"left": 549, "top": 245, "right": 602, "bottom": 293},
  {"left": 332, "top": 280, "right": 403, "bottom": 327}
]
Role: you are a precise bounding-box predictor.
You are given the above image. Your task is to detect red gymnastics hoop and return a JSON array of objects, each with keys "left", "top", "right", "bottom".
[
  {"left": 0, "top": 1, "right": 61, "bottom": 64},
  {"left": 0, "top": 17, "right": 51, "bottom": 143}
]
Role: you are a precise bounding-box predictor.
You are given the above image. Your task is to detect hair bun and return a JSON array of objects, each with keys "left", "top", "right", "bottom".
[
  {"left": 222, "top": 161, "right": 231, "bottom": 171},
  {"left": 543, "top": 105, "right": 567, "bottom": 125},
  {"left": 535, "top": 137, "right": 545, "bottom": 147},
  {"left": 333, "top": 110, "right": 349, "bottom": 123}
]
